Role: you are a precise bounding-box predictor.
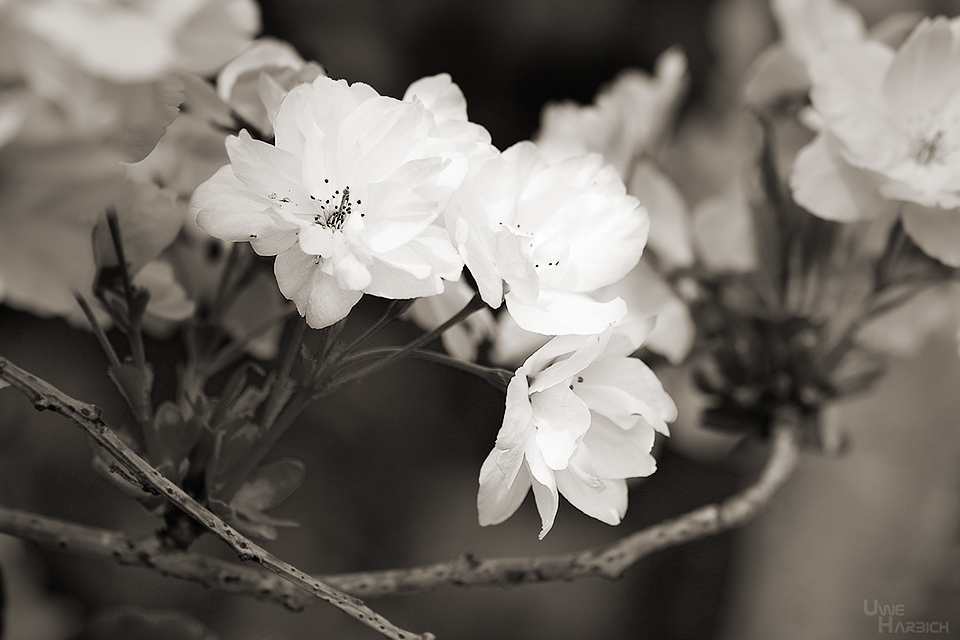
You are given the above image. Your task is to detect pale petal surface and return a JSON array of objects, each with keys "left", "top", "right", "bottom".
[
  {"left": 193, "top": 75, "right": 474, "bottom": 327},
  {"left": 478, "top": 321, "right": 676, "bottom": 538}
]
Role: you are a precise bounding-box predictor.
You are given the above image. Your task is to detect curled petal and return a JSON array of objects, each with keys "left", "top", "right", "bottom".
[
  {"left": 791, "top": 132, "right": 896, "bottom": 222},
  {"left": 555, "top": 462, "right": 627, "bottom": 526},
  {"left": 505, "top": 289, "right": 627, "bottom": 336},
  {"left": 582, "top": 414, "right": 657, "bottom": 479},
  {"left": 901, "top": 203, "right": 960, "bottom": 267},
  {"left": 478, "top": 451, "right": 532, "bottom": 527},
  {"left": 530, "top": 384, "right": 592, "bottom": 470},
  {"left": 274, "top": 248, "right": 362, "bottom": 328}
]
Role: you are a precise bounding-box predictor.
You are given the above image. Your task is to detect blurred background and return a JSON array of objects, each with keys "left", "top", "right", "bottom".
[{"left": 2, "top": 0, "right": 960, "bottom": 638}]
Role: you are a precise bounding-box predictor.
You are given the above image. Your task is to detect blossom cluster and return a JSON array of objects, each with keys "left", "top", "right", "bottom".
[
  {"left": 4, "top": 0, "right": 959, "bottom": 544},
  {"left": 190, "top": 64, "right": 679, "bottom": 535}
]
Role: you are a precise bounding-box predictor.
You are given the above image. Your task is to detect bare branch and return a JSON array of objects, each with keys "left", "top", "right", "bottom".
[
  {"left": 0, "top": 505, "right": 311, "bottom": 611},
  {"left": 318, "top": 413, "right": 802, "bottom": 597},
  {"left": 0, "top": 405, "right": 801, "bottom": 608},
  {"left": 0, "top": 355, "right": 433, "bottom": 640}
]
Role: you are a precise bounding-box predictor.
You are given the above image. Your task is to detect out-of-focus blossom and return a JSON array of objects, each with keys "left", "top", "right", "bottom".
[
  {"left": 219, "top": 271, "right": 292, "bottom": 360},
  {"left": 478, "top": 320, "right": 676, "bottom": 539},
  {"left": 447, "top": 142, "right": 648, "bottom": 336},
  {"left": 537, "top": 48, "right": 688, "bottom": 178},
  {"left": 405, "top": 278, "right": 496, "bottom": 361},
  {"left": 745, "top": 0, "right": 865, "bottom": 105},
  {"left": 193, "top": 75, "right": 470, "bottom": 329},
  {"left": 217, "top": 38, "right": 325, "bottom": 138},
  {"left": 93, "top": 178, "right": 185, "bottom": 276},
  {"left": 133, "top": 259, "right": 196, "bottom": 337},
  {"left": 490, "top": 259, "right": 696, "bottom": 367},
  {"left": 14, "top": 0, "right": 260, "bottom": 83},
  {"left": 403, "top": 73, "right": 496, "bottom": 163},
  {"left": 628, "top": 161, "right": 695, "bottom": 270},
  {"left": 70, "top": 177, "right": 194, "bottom": 335},
  {"left": 126, "top": 109, "right": 230, "bottom": 198},
  {"left": 0, "top": 138, "right": 124, "bottom": 317},
  {"left": 791, "top": 17, "right": 960, "bottom": 266},
  {"left": 856, "top": 282, "right": 960, "bottom": 356},
  {"left": 691, "top": 168, "right": 759, "bottom": 274}
]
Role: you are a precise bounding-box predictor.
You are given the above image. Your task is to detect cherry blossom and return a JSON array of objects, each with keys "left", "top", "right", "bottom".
[
  {"left": 791, "top": 17, "right": 960, "bottom": 266},
  {"left": 447, "top": 141, "right": 648, "bottom": 336},
  {"left": 217, "top": 38, "right": 325, "bottom": 138},
  {"left": 14, "top": 0, "right": 260, "bottom": 83},
  {"left": 478, "top": 319, "right": 676, "bottom": 538},
  {"left": 537, "top": 48, "right": 688, "bottom": 178},
  {"left": 193, "top": 75, "right": 470, "bottom": 328}
]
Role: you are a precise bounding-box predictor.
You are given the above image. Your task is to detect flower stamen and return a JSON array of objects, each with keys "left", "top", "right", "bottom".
[{"left": 912, "top": 130, "right": 946, "bottom": 166}]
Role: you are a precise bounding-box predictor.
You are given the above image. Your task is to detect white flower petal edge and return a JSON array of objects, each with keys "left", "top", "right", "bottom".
[
  {"left": 449, "top": 141, "right": 649, "bottom": 336},
  {"left": 478, "top": 319, "right": 677, "bottom": 539},
  {"left": 192, "top": 75, "right": 470, "bottom": 328},
  {"left": 791, "top": 17, "right": 960, "bottom": 265}
]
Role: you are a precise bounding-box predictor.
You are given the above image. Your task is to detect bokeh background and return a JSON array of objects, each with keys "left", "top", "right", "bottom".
[{"left": 2, "top": 0, "right": 960, "bottom": 638}]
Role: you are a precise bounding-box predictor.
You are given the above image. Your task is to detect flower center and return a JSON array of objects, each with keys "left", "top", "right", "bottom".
[
  {"left": 308, "top": 181, "right": 363, "bottom": 230},
  {"left": 912, "top": 130, "right": 947, "bottom": 166}
]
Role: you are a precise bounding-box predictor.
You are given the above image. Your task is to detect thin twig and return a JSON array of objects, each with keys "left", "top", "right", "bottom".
[
  {"left": 105, "top": 209, "right": 147, "bottom": 372},
  {"left": 320, "top": 413, "right": 802, "bottom": 596},
  {"left": 0, "top": 505, "right": 311, "bottom": 611},
  {"left": 327, "top": 294, "right": 485, "bottom": 394},
  {"left": 0, "top": 355, "right": 432, "bottom": 640},
  {"left": 0, "top": 399, "right": 801, "bottom": 604}
]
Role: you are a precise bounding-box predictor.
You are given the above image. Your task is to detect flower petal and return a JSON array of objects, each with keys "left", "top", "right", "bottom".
[
  {"left": 578, "top": 356, "right": 677, "bottom": 434},
  {"left": 555, "top": 462, "right": 627, "bottom": 526},
  {"left": 526, "top": 443, "right": 559, "bottom": 539},
  {"left": 505, "top": 289, "right": 627, "bottom": 336},
  {"left": 901, "top": 203, "right": 960, "bottom": 267},
  {"left": 791, "top": 132, "right": 897, "bottom": 221},
  {"left": 193, "top": 165, "right": 297, "bottom": 252},
  {"left": 882, "top": 18, "right": 960, "bottom": 125},
  {"left": 627, "top": 161, "right": 694, "bottom": 269},
  {"left": 582, "top": 414, "right": 658, "bottom": 479},
  {"left": 530, "top": 384, "right": 592, "bottom": 470},
  {"left": 808, "top": 41, "right": 904, "bottom": 172},
  {"left": 478, "top": 451, "right": 532, "bottom": 526},
  {"left": 274, "top": 248, "right": 362, "bottom": 328}
]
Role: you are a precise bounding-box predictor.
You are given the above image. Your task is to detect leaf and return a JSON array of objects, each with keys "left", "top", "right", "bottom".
[
  {"left": 203, "top": 422, "right": 259, "bottom": 497},
  {"left": 208, "top": 495, "right": 299, "bottom": 542},
  {"left": 206, "top": 459, "right": 305, "bottom": 541},
  {"left": 144, "top": 401, "right": 204, "bottom": 484},
  {"left": 90, "top": 441, "right": 165, "bottom": 514},
  {"left": 206, "top": 362, "right": 265, "bottom": 431},
  {"left": 107, "top": 362, "right": 154, "bottom": 427},
  {"left": 81, "top": 607, "right": 219, "bottom": 640},
  {"left": 232, "top": 458, "right": 305, "bottom": 513}
]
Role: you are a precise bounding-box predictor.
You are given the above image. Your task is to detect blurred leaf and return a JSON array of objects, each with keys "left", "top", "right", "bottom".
[
  {"left": 146, "top": 401, "right": 204, "bottom": 484},
  {"left": 79, "top": 607, "right": 219, "bottom": 640},
  {"left": 106, "top": 361, "right": 154, "bottom": 428},
  {"left": 203, "top": 422, "right": 259, "bottom": 498},
  {"left": 207, "top": 459, "right": 305, "bottom": 541},
  {"left": 93, "top": 180, "right": 184, "bottom": 276},
  {"left": 209, "top": 495, "right": 299, "bottom": 542},
  {"left": 207, "top": 362, "right": 265, "bottom": 431},
  {"left": 232, "top": 458, "right": 305, "bottom": 513}
]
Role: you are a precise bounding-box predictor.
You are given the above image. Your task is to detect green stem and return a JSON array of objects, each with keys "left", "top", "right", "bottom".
[
  {"left": 106, "top": 209, "right": 147, "bottom": 372},
  {"left": 73, "top": 294, "right": 123, "bottom": 371},
  {"left": 327, "top": 293, "right": 486, "bottom": 394},
  {"left": 350, "top": 347, "right": 513, "bottom": 391},
  {"left": 342, "top": 299, "right": 415, "bottom": 354},
  {"left": 260, "top": 317, "right": 308, "bottom": 429}
]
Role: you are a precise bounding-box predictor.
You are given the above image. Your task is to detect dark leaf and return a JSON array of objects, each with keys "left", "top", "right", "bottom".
[
  {"left": 107, "top": 362, "right": 154, "bottom": 426},
  {"left": 232, "top": 458, "right": 305, "bottom": 513},
  {"left": 79, "top": 607, "right": 219, "bottom": 640}
]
